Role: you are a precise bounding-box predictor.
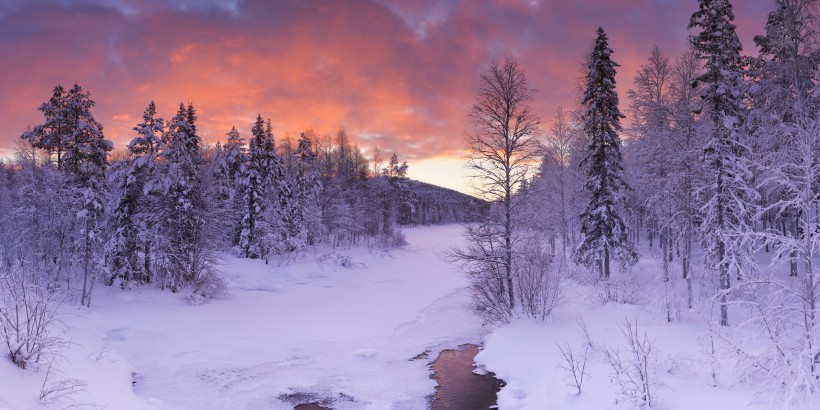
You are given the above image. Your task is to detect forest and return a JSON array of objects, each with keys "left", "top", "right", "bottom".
[
  {"left": 1, "top": 0, "right": 820, "bottom": 408},
  {"left": 450, "top": 0, "right": 820, "bottom": 406}
]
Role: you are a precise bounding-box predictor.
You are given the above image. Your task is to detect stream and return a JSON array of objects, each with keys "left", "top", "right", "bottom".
[
  {"left": 289, "top": 343, "right": 502, "bottom": 409},
  {"left": 429, "top": 344, "right": 503, "bottom": 410}
]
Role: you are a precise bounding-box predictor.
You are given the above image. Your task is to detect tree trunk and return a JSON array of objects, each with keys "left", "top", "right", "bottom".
[
  {"left": 718, "top": 171, "right": 729, "bottom": 327},
  {"left": 143, "top": 242, "right": 151, "bottom": 283},
  {"left": 662, "top": 226, "right": 672, "bottom": 322}
]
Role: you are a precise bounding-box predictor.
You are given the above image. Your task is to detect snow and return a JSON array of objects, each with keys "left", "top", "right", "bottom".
[
  {"left": 0, "top": 225, "right": 485, "bottom": 409},
  {"left": 475, "top": 242, "right": 809, "bottom": 410},
  {"left": 1, "top": 226, "right": 815, "bottom": 409}
]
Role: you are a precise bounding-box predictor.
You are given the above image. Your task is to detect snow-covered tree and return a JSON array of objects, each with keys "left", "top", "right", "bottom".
[
  {"left": 736, "top": 0, "right": 820, "bottom": 401},
  {"left": 451, "top": 56, "right": 541, "bottom": 323},
  {"left": 574, "top": 27, "right": 637, "bottom": 280},
  {"left": 21, "top": 86, "right": 72, "bottom": 170},
  {"left": 238, "top": 115, "right": 276, "bottom": 258},
  {"left": 532, "top": 107, "right": 584, "bottom": 263},
  {"left": 157, "top": 103, "right": 207, "bottom": 292},
  {"left": 380, "top": 152, "right": 414, "bottom": 231},
  {"left": 751, "top": 0, "right": 820, "bottom": 277},
  {"left": 20, "top": 84, "right": 112, "bottom": 307},
  {"left": 210, "top": 126, "right": 245, "bottom": 248},
  {"left": 106, "top": 102, "right": 165, "bottom": 288},
  {"left": 274, "top": 132, "right": 322, "bottom": 251},
  {"left": 689, "top": 0, "right": 757, "bottom": 326}
]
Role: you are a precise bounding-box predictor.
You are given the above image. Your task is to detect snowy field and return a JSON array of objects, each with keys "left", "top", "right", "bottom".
[
  {"left": 0, "top": 225, "right": 813, "bottom": 409},
  {"left": 0, "top": 225, "right": 485, "bottom": 409},
  {"left": 476, "top": 244, "right": 803, "bottom": 410}
]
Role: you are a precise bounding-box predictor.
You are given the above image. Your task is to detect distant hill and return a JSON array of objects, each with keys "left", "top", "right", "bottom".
[{"left": 403, "top": 179, "right": 487, "bottom": 225}]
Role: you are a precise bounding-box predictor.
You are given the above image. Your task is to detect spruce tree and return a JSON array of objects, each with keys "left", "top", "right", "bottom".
[
  {"left": 290, "top": 132, "right": 321, "bottom": 248},
  {"left": 238, "top": 115, "right": 273, "bottom": 258},
  {"left": 159, "top": 103, "right": 206, "bottom": 291},
  {"left": 212, "top": 126, "right": 245, "bottom": 247},
  {"left": 106, "top": 102, "right": 164, "bottom": 288},
  {"left": 689, "top": 0, "right": 757, "bottom": 326},
  {"left": 575, "top": 27, "right": 637, "bottom": 280}
]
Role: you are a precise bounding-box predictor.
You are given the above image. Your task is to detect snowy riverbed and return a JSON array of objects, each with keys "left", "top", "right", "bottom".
[
  {"left": 0, "top": 225, "right": 486, "bottom": 409},
  {"left": 1, "top": 225, "right": 812, "bottom": 409}
]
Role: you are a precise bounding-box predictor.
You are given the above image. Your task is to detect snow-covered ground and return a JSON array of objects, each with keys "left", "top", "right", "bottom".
[
  {"left": 2, "top": 226, "right": 811, "bottom": 410},
  {"left": 476, "top": 243, "right": 804, "bottom": 410},
  {"left": 0, "top": 225, "right": 485, "bottom": 409}
]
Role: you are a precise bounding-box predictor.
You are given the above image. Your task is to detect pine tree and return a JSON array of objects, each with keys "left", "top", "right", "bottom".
[
  {"left": 158, "top": 103, "right": 206, "bottom": 291},
  {"left": 219, "top": 126, "right": 245, "bottom": 194},
  {"left": 106, "top": 102, "right": 165, "bottom": 288},
  {"left": 21, "top": 86, "right": 70, "bottom": 169},
  {"left": 211, "top": 126, "right": 245, "bottom": 247},
  {"left": 292, "top": 132, "right": 322, "bottom": 247},
  {"left": 56, "top": 85, "right": 113, "bottom": 306},
  {"left": 238, "top": 115, "right": 274, "bottom": 258},
  {"left": 574, "top": 27, "right": 637, "bottom": 280},
  {"left": 689, "top": 0, "right": 757, "bottom": 326},
  {"left": 384, "top": 152, "right": 414, "bottom": 227}
]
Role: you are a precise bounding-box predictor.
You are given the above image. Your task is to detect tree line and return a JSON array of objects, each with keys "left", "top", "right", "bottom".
[
  {"left": 1, "top": 86, "right": 479, "bottom": 309},
  {"left": 456, "top": 0, "right": 820, "bottom": 401}
]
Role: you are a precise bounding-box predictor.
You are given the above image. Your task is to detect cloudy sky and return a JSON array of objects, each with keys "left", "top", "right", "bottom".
[{"left": 0, "top": 0, "right": 771, "bottom": 192}]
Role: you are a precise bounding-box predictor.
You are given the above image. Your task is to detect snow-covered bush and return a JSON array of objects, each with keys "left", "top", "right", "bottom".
[
  {"left": 188, "top": 266, "right": 228, "bottom": 305},
  {"left": 315, "top": 252, "right": 366, "bottom": 269},
  {"left": 0, "top": 264, "right": 66, "bottom": 369},
  {"left": 38, "top": 358, "right": 88, "bottom": 406},
  {"left": 515, "top": 243, "right": 562, "bottom": 320},
  {"left": 726, "top": 276, "right": 820, "bottom": 408},
  {"left": 374, "top": 230, "right": 408, "bottom": 250},
  {"left": 556, "top": 341, "right": 590, "bottom": 395},
  {"left": 600, "top": 318, "right": 658, "bottom": 408},
  {"left": 593, "top": 274, "right": 643, "bottom": 305}
]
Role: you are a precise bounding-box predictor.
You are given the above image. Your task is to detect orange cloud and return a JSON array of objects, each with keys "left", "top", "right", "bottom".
[{"left": 0, "top": 0, "right": 770, "bottom": 175}]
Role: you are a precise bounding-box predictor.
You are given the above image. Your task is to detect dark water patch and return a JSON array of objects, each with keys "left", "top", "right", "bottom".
[
  {"left": 430, "top": 344, "right": 504, "bottom": 410},
  {"left": 279, "top": 392, "right": 333, "bottom": 409},
  {"left": 293, "top": 403, "right": 331, "bottom": 410}
]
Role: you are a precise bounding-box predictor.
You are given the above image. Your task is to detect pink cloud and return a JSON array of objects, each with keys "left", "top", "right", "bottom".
[{"left": 0, "top": 0, "right": 771, "bottom": 164}]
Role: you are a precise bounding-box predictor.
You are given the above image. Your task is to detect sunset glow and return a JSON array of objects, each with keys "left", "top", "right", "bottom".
[{"left": 0, "top": 0, "right": 770, "bottom": 193}]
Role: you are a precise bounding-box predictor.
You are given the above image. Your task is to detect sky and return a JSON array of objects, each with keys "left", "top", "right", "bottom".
[{"left": 0, "top": 0, "right": 772, "bottom": 193}]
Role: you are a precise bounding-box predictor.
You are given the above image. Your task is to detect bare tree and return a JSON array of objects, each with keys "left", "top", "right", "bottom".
[
  {"left": 539, "top": 106, "right": 581, "bottom": 263},
  {"left": 451, "top": 56, "right": 540, "bottom": 322}
]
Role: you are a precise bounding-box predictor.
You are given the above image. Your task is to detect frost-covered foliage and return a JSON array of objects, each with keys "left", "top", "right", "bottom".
[
  {"left": 154, "top": 103, "right": 211, "bottom": 292},
  {"left": 17, "top": 84, "right": 112, "bottom": 307},
  {"left": 238, "top": 115, "right": 278, "bottom": 259},
  {"left": 0, "top": 262, "right": 66, "bottom": 369},
  {"left": 106, "top": 101, "right": 164, "bottom": 289},
  {"left": 450, "top": 57, "right": 562, "bottom": 324},
  {"left": 575, "top": 27, "right": 637, "bottom": 280},
  {"left": 689, "top": 0, "right": 759, "bottom": 327}
]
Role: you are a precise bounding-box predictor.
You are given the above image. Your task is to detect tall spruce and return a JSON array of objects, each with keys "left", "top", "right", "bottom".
[
  {"left": 689, "top": 0, "right": 757, "bottom": 326},
  {"left": 212, "top": 126, "right": 245, "bottom": 247},
  {"left": 238, "top": 115, "right": 274, "bottom": 258},
  {"left": 575, "top": 27, "right": 637, "bottom": 280},
  {"left": 159, "top": 103, "right": 206, "bottom": 291},
  {"left": 106, "top": 101, "right": 165, "bottom": 288}
]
